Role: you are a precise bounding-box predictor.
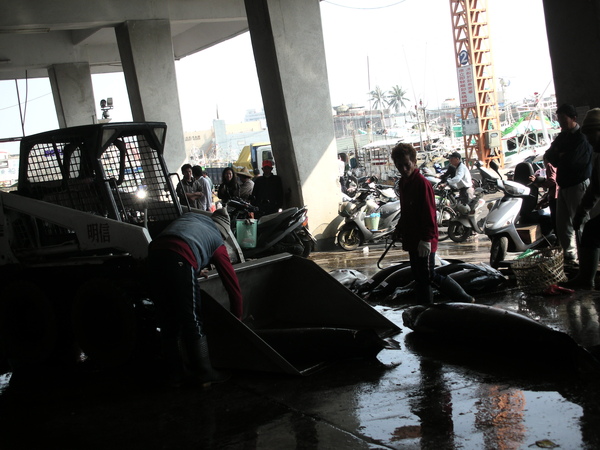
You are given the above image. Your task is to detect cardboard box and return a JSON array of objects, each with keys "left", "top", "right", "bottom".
[{"left": 517, "top": 224, "right": 541, "bottom": 245}]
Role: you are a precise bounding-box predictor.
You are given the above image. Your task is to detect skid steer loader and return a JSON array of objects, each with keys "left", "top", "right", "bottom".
[{"left": 0, "top": 122, "right": 399, "bottom": 378}]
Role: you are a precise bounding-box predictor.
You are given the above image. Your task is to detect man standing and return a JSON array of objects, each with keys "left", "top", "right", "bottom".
[
  {"left": 188, "top": 165, "right": 213, "bottom": 211},
  {"left": 545, "top": 103, "right": 593, "bottom": 266},
  {"left": 391, "top": 143, "right": 474, "bottom": 304},
  {"left": 564, "top": 108, "right": 600, "bottom": 289},
  {"left": 148, "top": 210, "right": 243, "bottom": 387},
  {"left": 194, "top": 165, "right": 215, "bottom": 208},
  {"left": 252, "top": 160, "right": 283, "bottom": 215},
  {"left": 176, "top": 164, "right": 204, "bottom": 209},
  {"left": 443, "top": 151, "right": 473, "bottom": 207}
]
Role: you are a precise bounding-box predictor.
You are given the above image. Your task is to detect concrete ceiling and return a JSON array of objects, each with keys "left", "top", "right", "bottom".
[{"left": 0, "top": 0, "right": 249, "bottom": 80}]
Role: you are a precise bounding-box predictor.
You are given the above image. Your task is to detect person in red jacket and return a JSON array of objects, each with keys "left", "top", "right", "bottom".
[
  {"left": 148, "top": 210, "right": 243, "bottom": 387},
  {"left": 391, "top": 143, "right": 474, "bottom": 304}
]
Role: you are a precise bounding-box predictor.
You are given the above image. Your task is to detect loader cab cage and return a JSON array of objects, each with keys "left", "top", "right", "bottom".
[{"left": 17, "top": 123, "right": 181, "bottom": 239}]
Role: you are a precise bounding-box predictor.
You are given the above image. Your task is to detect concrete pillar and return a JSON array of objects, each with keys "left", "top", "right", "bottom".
[
  {"left": 244, "top": 0, "right": 341, "bottom": 247},
  {"left": 115, "top": 20, "right": 186, "bottom": 174},
  {"left": 543, "top": 0, "right": 600, "bottom": 113},
  {"left": 48, "top": 62, "right": 96, "bottom": 128}
]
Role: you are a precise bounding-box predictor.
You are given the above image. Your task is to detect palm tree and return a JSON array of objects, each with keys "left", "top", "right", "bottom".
[
  {"left": 368, "top": 86, "right": 388, "bottom": 131},
  {"left": 387, "top": 85, "right": 410, "bottom": 113}
]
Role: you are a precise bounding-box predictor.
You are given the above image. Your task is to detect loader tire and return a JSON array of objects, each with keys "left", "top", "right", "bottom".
[
  {"left": 0, "top": 280, "right": 57, "bottom": 368},
  {"left": 72, "top": 278, "right": 137, "bottom": 368}
]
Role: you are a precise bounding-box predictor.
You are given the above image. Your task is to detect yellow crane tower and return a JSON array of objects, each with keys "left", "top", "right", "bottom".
[{"left": 449, "top": 0, "right": 504, "bottom": 168}]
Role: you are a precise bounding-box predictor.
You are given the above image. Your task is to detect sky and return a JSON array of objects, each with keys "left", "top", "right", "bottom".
[{"left": 0, "top": 0, "right": 553, "bottom": 153}]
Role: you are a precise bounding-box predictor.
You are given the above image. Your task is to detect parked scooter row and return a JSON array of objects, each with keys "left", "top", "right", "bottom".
[
  {"left": 445, "top": 162, "right": 504, "bottom": 242},
  {"left": 225, "top": 198, "right": 316, "bottom": 258},
  {"left": 335, "top": 159, "right": 553, "bottom": 263},
  {"left": 337, "top": 181, "right": 401, "bottom": 251}
]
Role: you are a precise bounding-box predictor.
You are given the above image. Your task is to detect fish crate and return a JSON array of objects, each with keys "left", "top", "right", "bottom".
[{"left": 511, "top": 247, "right": 567, "bottom": 294}]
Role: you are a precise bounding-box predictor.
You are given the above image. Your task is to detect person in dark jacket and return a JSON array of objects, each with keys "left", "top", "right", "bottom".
[
  {"left": 148, "top": 210, "right": 243, "bottom": 387},
  {"left": 545, "top": 103, "right": 593, "bottom": 265},
  {"left": 391, "top": 143, "right": 473, "bottom": 304},
  {"left": 217, "top": 167, "right": 240, "bottom": 204},
  {"left": 565, "top": 108, "right": 600, "bottom": 289},
  {"left": 252, "top": 160, "right": 283, "bottom": 215}
]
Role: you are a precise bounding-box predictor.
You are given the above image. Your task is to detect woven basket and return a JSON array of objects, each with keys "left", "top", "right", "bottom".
[{"left": 511, "top": 247, "right": 567, "bottom": 294}]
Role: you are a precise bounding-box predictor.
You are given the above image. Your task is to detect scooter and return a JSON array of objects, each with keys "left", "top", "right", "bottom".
[
  {"left": 473, "top": 159, "right": 501, "bottom": 193},
  {"left": 226, "top": 198, "right": 316, "bottom": 258},
  {"left": 447, "top": 187, "right": 488, "bottom": 243},
  {"left": 483, "top": 161, "right": 554, "bottom": 268},
  {"left": 337, "top": 185, "right": 401, "bottom": 251}
]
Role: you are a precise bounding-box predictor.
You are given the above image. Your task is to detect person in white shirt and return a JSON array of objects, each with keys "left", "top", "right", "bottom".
[{"left": 444, "top": 151, "right": 474, "bottom": 207}]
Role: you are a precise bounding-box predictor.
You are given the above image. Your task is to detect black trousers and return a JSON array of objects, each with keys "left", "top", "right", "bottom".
[{"left": 148, "top": 249, "right": 203, "bottom": 341}]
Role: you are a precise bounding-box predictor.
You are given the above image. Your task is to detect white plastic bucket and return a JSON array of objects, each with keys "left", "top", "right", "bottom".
[{"left": 369, "top": 213, "right": 380, "bottom": 230}]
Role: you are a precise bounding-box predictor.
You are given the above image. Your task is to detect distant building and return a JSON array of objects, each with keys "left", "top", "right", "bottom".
[
  {"left": 441, "top": 98, "right": 458, "bottom": 109},
  {"left": 183, "top": 119, "right": 270, "bottom": 167},
  {"left": 244, "top": 109, "right": 267, "bottom": 128},
  {"left": 0, "top": 151, "right": 19, "bottom": 190}
]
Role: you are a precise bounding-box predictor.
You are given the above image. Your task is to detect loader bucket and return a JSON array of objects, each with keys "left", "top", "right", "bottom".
[{"left": 200, "top": 254, "right": 401, "bottom": 375}]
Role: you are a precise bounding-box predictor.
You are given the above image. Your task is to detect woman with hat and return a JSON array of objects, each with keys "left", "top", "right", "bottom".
[
  {"left": 217, "top": 167, "right": 240, "bottom": 204},
  {"left": 236, "top": 167, "right": 255, "bottom": 201}
]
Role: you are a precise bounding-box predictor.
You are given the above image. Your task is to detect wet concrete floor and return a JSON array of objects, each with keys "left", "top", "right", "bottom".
[{"left": 2, "top": 237, "right": 600, "bottom": 449}]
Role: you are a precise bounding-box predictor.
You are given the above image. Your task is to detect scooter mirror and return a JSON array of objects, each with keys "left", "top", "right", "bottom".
[{"left": 489, "top": 161, "right": 502, "bottom": 178}]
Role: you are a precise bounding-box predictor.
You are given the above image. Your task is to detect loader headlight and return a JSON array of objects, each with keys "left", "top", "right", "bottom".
[{"left": 135, "top": 185, "right": 148, "bottom": 200}]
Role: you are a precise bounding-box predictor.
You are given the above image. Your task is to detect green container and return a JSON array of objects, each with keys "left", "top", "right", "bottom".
[
  {"left": 369, "top": 213, "right": 380, "bottom": 231},
  {"left": 236, "top": 219, "right": 257, "bottom": 249}
]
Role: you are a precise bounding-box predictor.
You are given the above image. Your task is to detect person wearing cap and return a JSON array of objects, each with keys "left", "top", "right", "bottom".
[
  {"left": 545, "top": 103, "right": 593, "bottom": 266},
  {"left": 564, "top": 108, "right": 600, "bottom": 289},
  {"left": 235, "top": 167, "right": 255, "bottom": 201},
  {"left": 252, "top": 159, "right": 283, "bottom": 215},
  {"left": 391, "top": 143, "right": 474, "bottom": 304},
  {"left": 217, "top": 167, "right": 240, "bottom": 204},
  {"left": 441, "top": 151, "right": 474, "bottom": 207},
  {"left": 148, "top": 211, "right": 243, "bottom": 387}
]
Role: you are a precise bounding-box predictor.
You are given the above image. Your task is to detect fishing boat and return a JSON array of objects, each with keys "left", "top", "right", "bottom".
[
  {"left": 353, "top": 132, "right": 453, "bottom": 182},
  {"left": 501, "top": 104, "right": 560, "bottom": 168}
]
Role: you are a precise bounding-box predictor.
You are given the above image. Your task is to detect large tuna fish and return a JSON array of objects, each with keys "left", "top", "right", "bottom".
[
  {"left": 354, "top": 261, "right": 412, "bottom": 296},
  {"left": 376, "top": 263, "right": 506, "bottom": 304},
  {"left": 402, "top": 302, "right": 600, "bottom": 374},
  {"left": 328, "top": 269, "right": 370, "bottom": 291},
  {"left": 363, "top": 258, "right": 466, "bottom": 301}
]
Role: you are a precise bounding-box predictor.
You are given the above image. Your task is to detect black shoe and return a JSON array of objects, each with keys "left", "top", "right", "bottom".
[{"left": 185, "top": 335, "right": 231, "bottom": 387}]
